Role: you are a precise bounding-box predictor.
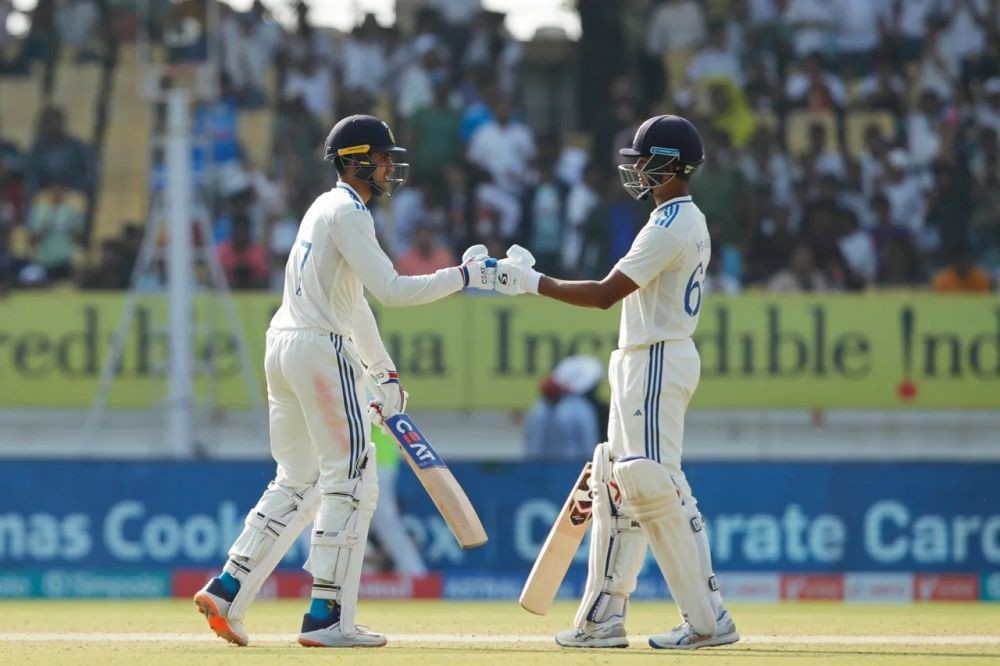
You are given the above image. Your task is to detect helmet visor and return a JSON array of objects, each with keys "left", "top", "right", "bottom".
[
  {"left": 617, "top": 147, "right": 679, "bottom": 201},
  {"left": 373, "top": 156, "right": 409, "bottom": 197}
]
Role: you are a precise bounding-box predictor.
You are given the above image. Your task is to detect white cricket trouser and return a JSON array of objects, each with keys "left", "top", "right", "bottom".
[
  {"left": 265, "top": 328, "right": 370, "bottom": 490},
  {"left": 607, "top": 338, "right": 700, "bottom": 470}
]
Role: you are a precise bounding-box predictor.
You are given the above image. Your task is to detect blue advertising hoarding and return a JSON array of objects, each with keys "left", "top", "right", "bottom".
[{"left": 1, "top": 460, "right": 998, "bottom": 577}]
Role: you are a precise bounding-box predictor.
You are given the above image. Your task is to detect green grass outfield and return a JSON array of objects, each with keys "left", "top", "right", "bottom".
[{"left": 1, "top": 600, "right": 998, "bottom": 665}]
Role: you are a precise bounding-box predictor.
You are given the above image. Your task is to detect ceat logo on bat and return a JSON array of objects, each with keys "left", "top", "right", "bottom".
[{"left": 388, "top": 415, "right": 445, "bottom": 469}]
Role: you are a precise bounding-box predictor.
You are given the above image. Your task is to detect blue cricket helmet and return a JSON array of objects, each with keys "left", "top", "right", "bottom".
[
  {"left": 323, "top": 114, "right": 409, "bottom": 196},
  {"left": 619, "top": 114, "right": 705, "bottom": 200}
]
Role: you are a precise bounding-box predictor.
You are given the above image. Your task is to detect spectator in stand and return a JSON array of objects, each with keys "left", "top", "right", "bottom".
[
  {"left": 466, "top": 96, "right": 536, "bottom": 195},
  {"left": 394, "top": 221, "right": 456, "bottom": 276},
  {"left": 707, "top": 78, "right": 757, "bottom": 149},
  {"left": 932, "top": 245, "right": 993, "bottom": 292},
  {"left": 919, "top": 16, "right": 961, "bottom": 100},
  {"left": 926, "top": 160, "right": 973, "bottom": 259},
  {"left": 220, "top": 7, "right": 277, "bottom": 106},
  {"left": 578, "top": 173, "right": 646, "bottom": 279},
  {"left": 690, "top": 129, "right": 746, "bottom": 253},
  {"left": 272, "top": 89, "right": 325, "bottom": 212},
  {"left": 880, "top": 149, "right": 929, "bottom": 240},
  {"left": 784, "top": 53, "right": 847, "bottom": 113},
  {"left": 908, "top": 89, "right": 949, "bottom": 168},
  {"left": 397, "top": 38, "right": 447, "bottom": 120},
  {"left": 283, "top": 53, "right": 333, "bottom": 124},
  {"left": 26, "top": 182, "right": 85, "bottom": 281},
  {"left": 24, "top": 106, "right": 94, "bottom": 198},
  {"left": 464, "top": 10, "right": 522, "bottom": 96},
  {"left": 768, "top": 244, "right": 829, "bottom": 292},
  {"left": 975, "top": 77, "right": 1000, "bottom": 136},
  {"left": 858, "top": 123, "right": 892, "bottom": 197},
  {"left": 739, "top": 127, "right": 793, "bottom": 207},
  {"left": 686, "top": 21, "right": 743, "bottom": 87},
  {"left": 887, "top": 0, "right": 939, "bottom": 62},
  {"left": 870, "top": 193, "right": 921, "bottom": 285},
  {"left": 855, "top": 56, "right": 909, "bottom": 114},
  {"left": 833, "top": 0, "right": 888, "bottom": 77},
  {"left": 800, "top": 121, "right": 846, "bottom": 179},
  {"left": 837, "top": 209, "right": 877, "bottom": 284},
  {"left": 783, "top": 0, "right": 836, "bottom": 58},
  {"left": 742, "top": 54, "right": 784, "bottom": 113},
  {"left": 407, "top": 80, "right": 463, "bottom": 182},
  {"left": 426, "top": 0, "right": 480, "bottom": 67},
  {"left": 217, "top": 214, "right": 269, "bottom": 289},
  {"left": 744, "top": 205, "right": 798, "bottom": 284},
  {"left": 520, "top": 146, "right": 569, "bottom": 275},
  {"left": 561, "top": 162, "right": 601, "bottom": 277},
  {"left": 339, "top": 14, "right": 389, "bottom": 100},
  {"left": 645, "top": 0, "right": 707, "bottom": 91}
]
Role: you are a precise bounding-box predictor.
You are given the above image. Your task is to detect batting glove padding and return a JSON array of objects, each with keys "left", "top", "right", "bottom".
[{"left": 369, "top": 375, "right": 408, "bottom": 427}]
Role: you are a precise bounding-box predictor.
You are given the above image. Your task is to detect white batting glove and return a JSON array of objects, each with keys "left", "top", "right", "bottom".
[
  {"left": 368, "top": 370, "right": 408, "bottom": 428},
  {"left": 458, "top": 243, "right": 497, "bottom": 290},
  {"left": 495, "top": 244, "right": 542, "bottom": 295}
]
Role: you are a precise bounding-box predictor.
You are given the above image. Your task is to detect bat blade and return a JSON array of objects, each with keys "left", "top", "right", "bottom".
[
  {"left": 519, "top": 462, "right": 593, "bottom": 615},
  {"left": 384, "top": 413, "right": 487, "bottom": 549}
]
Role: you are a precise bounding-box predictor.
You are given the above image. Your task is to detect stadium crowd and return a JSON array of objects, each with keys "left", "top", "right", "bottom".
[{"left": 0, "top": 0, "right": 997, "bottom": 296}]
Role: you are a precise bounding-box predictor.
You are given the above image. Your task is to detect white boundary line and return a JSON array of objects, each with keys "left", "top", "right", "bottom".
[{"left": 0, "top": 633, "right": 997, "bottom": 646}]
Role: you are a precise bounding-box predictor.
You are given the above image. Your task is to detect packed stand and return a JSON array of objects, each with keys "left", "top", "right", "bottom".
[{"left": 1, "top": 0, "right": 998, "bottom": 294}]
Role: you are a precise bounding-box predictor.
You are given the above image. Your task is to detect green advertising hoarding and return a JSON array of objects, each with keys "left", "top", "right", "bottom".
[{"left": 0, "top": 292, "right": 997, "bottom": 409}]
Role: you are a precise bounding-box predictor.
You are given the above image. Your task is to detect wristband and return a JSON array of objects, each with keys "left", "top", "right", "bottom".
[{"left": 525, "top": 268, "right": 542, "bottom": 295}]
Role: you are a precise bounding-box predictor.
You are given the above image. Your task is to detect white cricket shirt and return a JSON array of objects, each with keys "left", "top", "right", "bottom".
[
  {"left": 614, "top": 195, "right": 712, "bottom": 349},
  {"left": 270, "top": 182, "right": 463, "bottom": 356}
]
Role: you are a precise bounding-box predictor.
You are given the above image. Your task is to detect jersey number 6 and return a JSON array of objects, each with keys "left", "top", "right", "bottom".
[{"left": 684, "top": 263, "right": 703, "bottom": 316}]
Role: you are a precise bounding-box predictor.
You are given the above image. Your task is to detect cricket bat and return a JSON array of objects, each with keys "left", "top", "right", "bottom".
[
  {"left": 383, "top": 413, "right": 488, "bottom": 549},
  {"left": 519, "top": 462, "right": 593, "bottom": 615}
]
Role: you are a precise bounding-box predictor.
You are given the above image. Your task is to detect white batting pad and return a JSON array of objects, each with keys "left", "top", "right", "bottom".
[
  {"left": 574, "top": 444, "right": 646, "bottom": 629},
  {"left": 226, "top": 481, "right": 320, "bottom": 621},
  {"left": 304, "top": 444, "right": 378, "bottom": 635},
  {"left": 613, "top": 458, "right": 715, "bottom": 636}
]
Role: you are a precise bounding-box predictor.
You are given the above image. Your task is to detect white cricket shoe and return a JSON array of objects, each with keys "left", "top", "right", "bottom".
[
  {"left": 648, "top": 609, "right": 740, "bottom": 650},
  {"left": 554, "top": 620, "right": 628, "bottom": 648},
  {"left": 298, "top": 614, "right": 387, "bottom": 648},
  {"left": 193, "top": 578, "right": 249, "bottom": 646}
]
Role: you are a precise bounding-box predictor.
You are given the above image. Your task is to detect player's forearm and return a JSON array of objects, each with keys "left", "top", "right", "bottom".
[
  {"left": 538, "top": 276, "right": 618, "bottom": 310},
  {"left": 370, "top": 268, "right": 464, "bottom": 307}
]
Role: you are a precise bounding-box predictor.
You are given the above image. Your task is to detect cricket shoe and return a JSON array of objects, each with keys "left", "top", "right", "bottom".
[
  {"left": 648, "top": 609, "right": 740, "bottom": 650},
  {"left": 193, "top": 577, "right": 248, "bottom": 646},
  {"left": 298, "top": 614, "right": 387, "bottom": 648},
  {"left": 554, "top": 619, "right": 628, "bottom": 648}
]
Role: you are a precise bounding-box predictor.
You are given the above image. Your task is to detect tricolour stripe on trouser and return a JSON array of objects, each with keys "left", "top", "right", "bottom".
[
  {"left": 643, "top": 342, "right": 664, "bottom": 462},
  {"left": 331, "top": 334, "right": 364, "bottom": 477}
]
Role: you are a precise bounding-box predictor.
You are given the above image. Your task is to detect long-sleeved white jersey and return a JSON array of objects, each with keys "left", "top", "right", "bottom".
[{"left": 269, "top": 182, "right": 464, "bottom": 369}]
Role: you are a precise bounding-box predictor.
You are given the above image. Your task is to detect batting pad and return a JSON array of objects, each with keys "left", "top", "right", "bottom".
[
  {"left": 305, "top": 444, "right": 378, "bottom": 635},
  {"left": 613, "top": 458, "right": 715, "bottom": 636},
  {"left": 226, "top": 481, "right": 320, "bottom": 621},
  {"left": 574, "top": 444, "right": 646, "bottom": 629}
]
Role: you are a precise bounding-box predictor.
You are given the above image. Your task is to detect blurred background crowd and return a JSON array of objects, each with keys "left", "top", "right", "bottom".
[{"left": 0, "top": 0, "right": 998, "bottom": 298}]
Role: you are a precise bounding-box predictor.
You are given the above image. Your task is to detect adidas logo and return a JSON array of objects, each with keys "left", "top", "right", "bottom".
[{"left": 634, "top": 409, "right": 642, "bottom": 416}]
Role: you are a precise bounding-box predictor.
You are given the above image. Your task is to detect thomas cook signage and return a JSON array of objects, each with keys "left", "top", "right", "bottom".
[{"left": 0, "top": 294, "right": 997, "bottom": 409}]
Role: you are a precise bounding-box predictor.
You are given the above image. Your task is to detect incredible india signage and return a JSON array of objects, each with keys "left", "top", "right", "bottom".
[{"left": 0, "top": 293, "right": 997, "bottom": 409}]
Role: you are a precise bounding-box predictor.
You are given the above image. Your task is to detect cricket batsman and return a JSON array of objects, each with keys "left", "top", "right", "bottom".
[
  {"left": 193, "top": 114, "right": 495, "bottom": 648},
  {"left": 494, "top": 115, "right": 739, "bottom": 649}
]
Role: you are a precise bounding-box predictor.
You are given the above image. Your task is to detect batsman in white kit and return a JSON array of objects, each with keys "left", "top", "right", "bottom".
[
  {"left": 496, "top": 115, "right": 739, "bottom": 650},
  {"left": 193, "top": 115, "right": 495, "bottom": 648}
]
